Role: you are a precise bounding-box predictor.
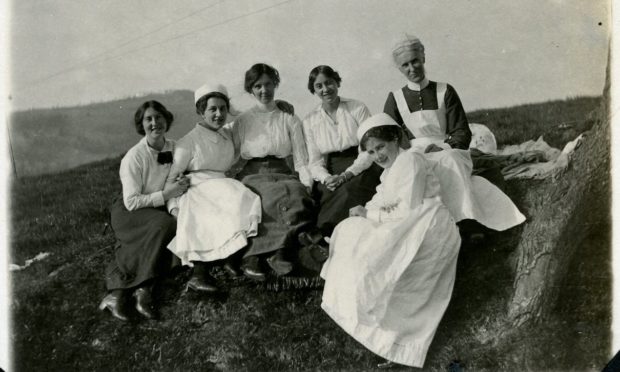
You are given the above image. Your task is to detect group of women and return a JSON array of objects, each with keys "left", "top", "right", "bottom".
[{"left": 99, "top": 62, "right": 524, "bottom": 368}]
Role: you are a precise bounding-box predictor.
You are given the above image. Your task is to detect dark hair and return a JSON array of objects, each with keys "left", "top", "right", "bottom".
[
  {"left": 195, "top": 92, "right": 231, "bottom": 115},
  {"left": 307, "top": 65, "right": 342, "bottom": 94},
  {"left": 244, "top": 63, "right": 280, "bottom": 93},
  {"left": 360, "top": 125, "right": 402, "bottom": 151},
  {"left": 133, "top": 100, "right": 174, "bottom": 135}
]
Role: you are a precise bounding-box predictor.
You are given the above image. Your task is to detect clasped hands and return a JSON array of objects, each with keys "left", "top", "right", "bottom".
[
  {"left": 349, "top": 203, "right": 398, "bottom": 218},
  {"left": 163, "top": 174, "right": 190, "bottom": 200},
  {"left": 324, "top": 171, "right": 353, "bottom": 191}
]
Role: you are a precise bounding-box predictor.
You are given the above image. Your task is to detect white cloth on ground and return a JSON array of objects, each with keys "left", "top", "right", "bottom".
[
  {"left": 497, "top": 135, "right": 584, "bottom": 180},
  {"left": 422, "top": 149, "right": 526, "bottom": 231}
]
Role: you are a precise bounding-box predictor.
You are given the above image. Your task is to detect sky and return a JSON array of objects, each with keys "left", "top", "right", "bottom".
[{"left": 6, "top": 0, "right": 610, "bottom": 116}]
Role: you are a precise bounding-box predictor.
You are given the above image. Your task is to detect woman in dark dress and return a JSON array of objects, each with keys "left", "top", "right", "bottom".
[
  {"left": 99, "top": 101, "right": 189, "bottom": 321},
  {"left": 232, "top": 63, "right": 317, "bottom": 281},
  {"left": 302, "top": 65, "right": 382, "bottom": 239}
]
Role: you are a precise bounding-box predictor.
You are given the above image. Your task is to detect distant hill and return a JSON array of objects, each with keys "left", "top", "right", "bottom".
[
  {"left": 8, "top": 93, "right": 602, "bottom": 177},
  {"left": 8, "top": 90, "right": 198, "bottom": 177}
]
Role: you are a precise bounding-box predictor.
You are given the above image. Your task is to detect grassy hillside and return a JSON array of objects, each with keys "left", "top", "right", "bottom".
[
  {"left": 9, "top": 96, "right": 610, "bottom": 371},
  {"left": 8, "top": 90, "right": 198, "bottom": 177},
  {"left": 8, "top": 94, "right": 601, "bottom": 178}
]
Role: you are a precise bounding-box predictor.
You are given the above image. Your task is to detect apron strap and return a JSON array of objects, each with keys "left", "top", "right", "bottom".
[
  {"left": 392, "top": 88, "right": 410, "bottom": 120},
  {"left": 435, "top": 82, "right": 447, "bottom": 110}
]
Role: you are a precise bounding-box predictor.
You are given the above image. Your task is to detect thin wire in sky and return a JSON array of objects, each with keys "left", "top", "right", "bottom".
[
  {"left": 19, "top": 0, "right": 294, "bottom": 90},
  {"left": 21, "top": 0, "right": 227, "bottom": 88}
]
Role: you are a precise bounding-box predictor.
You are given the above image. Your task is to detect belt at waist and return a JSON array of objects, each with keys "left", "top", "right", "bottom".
[{"left": 326, "top": 146, "right": 358, "bottom": 159}]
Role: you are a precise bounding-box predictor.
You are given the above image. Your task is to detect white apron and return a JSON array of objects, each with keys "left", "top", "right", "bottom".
[
  {"left": 392, "top": 85, "right": 525, "bottom": 231},
  {"left": 321, "top": 152, "right": 461, "bottom": 367},
  {"left": 167, "top": 171, "right": 262, "bottom": 266}
]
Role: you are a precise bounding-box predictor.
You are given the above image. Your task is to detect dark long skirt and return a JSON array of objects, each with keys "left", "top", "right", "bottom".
[
  {"left": 105, "top": 198, "right": 179, "bottom": 290},
  {"left": 470, "top": 148, "right": 506, "bottom": 191},
  {"left": 314, "top": 147, "right": 383, "bottom": 237},
  {"left": 236, "top": 156, "right": 316, "bottom": 258}
]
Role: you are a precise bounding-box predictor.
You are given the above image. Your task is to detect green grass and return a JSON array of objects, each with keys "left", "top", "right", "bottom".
[{"left": 10, "top": 96, "right": 609, "bottom": 371}]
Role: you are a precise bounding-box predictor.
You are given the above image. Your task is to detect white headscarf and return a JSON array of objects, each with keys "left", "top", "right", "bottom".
[
  {"left": 194, "top": 83, "right": 229, "bottom": 104},
  {"left": 392, "top": 33, "right": 425, "bottom": 61},
  {"left": 357, "top": 113, "right": 400, "bottom": 142},
  {"left": 194, "top": 83, "right": 240, "bottom": 116}
]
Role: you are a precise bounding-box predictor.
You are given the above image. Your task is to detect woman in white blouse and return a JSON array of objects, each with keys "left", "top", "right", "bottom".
[
  {"left": 164, "top": 84, "right": 262, "bottom": 293},
  {"left": 232, "top": 63, "right": 316, "bottom": 281},
  {"left": 302, "top": 65, "right": 382, "bottom": 241},
  {"left": 321, "top": 113, "right": 461, "bottom": 368},
  {"left": 100, "top": 101, "right": 189, "bottom": 321}
]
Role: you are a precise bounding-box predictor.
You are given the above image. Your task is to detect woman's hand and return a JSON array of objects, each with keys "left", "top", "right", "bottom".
[
  {"left": 163, "top": 176, "right": 189, "bottom": 201},
  {"left": 325, "top": 171, "right": 353, "bottom": 191},
  {"left": 324, "top": 175, "right": 342, "bottom": 191},
  {"left": 349, "top": 205, "right": 367, "bottom": 218},
  {"left": 424, "top": 144, "right": 444, "bottom": 153},
  {"left": 170, "top": 208, "right": 179, "bottom": 218},
  {"left": 275, "top": 100, "right": 295, "bottom": 115}
]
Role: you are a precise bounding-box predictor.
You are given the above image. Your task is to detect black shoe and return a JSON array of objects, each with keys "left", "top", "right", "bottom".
[
  {"left": 266, "top": 250, "right": 293, "bottom": 276},
  {"left": 223, "top": 260, "right": 242, "bottom": 277},
  {"left": 298, "top": 230, "right": 324, "bottom": 246},
  {"left": 309, "top": 244, "right": 329, "bottom": 263},
  {"left": 241, "top": 256, "right": 266, "bottom": 281},
  {"left": 133, "top": 287, "right": 157, "bottom": 320},
  {"left": 186, "top": 273, "right": 220, "bottom": 293},
  {"left": 99, "top": 292, "right": 131, "bottom": 322}
]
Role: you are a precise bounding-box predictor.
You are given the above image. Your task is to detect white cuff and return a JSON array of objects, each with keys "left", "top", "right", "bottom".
[{"left": 152, "top": 191, "right": 165, "bottom": 207}]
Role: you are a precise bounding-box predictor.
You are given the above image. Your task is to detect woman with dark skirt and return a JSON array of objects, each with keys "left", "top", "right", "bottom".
[
  {"left": 302, "top": 65, "right": 383, "bottom": 239},
  {"left": 99, "top": 101, "right": 189, "bottom": 321},
  {"left": 231, "top": 63, "right": 316, "bottom": 281}
]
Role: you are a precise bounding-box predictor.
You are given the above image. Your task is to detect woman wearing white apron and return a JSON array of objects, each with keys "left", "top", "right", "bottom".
[
  {"left": 384, "top": 34, "right": 525, "bottom": 232},
  {"left": 321, "top": 113, "right": 461, "bottom": 368},
  {"left": 165, "top": 83, "right": 262, "bottom": 293}
]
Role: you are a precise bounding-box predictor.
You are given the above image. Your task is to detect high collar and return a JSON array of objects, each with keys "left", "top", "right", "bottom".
[
  {"left": 407, "top": 77, "right": 430, "bottom": 91},
  {"left": 142, "top": 136, "right": 171, "bottom": 154},
  {"left": 196, "top": 123, "right": 229, "bottom": 142}
]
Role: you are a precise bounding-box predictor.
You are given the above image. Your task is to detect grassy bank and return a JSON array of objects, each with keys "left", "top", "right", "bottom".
[{"left": 10, "top": 96, "right": 609, "bottom": 371}]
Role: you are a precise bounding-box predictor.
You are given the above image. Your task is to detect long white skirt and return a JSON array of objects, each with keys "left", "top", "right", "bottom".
[
  {"left": 320, "top": 199, "right": 461, "bottom": 368},
  {"left": 422, "top": 149, "right": 525, "bottom": 231},
  {"left": 168, "top": 173, "right": 261, "bottom": 266}
]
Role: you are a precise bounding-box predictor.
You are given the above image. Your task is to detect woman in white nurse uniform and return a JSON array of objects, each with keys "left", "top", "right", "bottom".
[{"left": 321, "top": 113, "right": 461, "bottom": 368}]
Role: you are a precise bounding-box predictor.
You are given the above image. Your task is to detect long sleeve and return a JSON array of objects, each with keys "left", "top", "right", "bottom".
[
  {"left": 444, "top": 84, "right": 472, "bottom": 150},
  {"left": 287, "top": 115, "right": 313, "bottom": 187},
  {"left": 383, "top": 91, "right": 413, "bottom": 140},
  {"left": 344, "top": 102, "right": 374, "bottom": 175},
  {"left": 345, "top": 151, "right": 374, "bottom": 176},
  {"left": 303, "top": 122, "right": 332, "bottom": 183},
  {"left": 366, "top": 152, "right": 427, "bottom": 223},
  {"left": 165, "top": 141, "right": 192, "bottom": 212},
  {"left": 120, "top": 154, "right": 165, "bottom": 211},
  {"left": 225, "top": 121, "right": 247, "bottom": 178}
]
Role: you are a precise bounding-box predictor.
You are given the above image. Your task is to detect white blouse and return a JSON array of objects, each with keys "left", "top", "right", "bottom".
[
  {"left": 365, "top": 150, "right": 440, "bottom": 223},
  {"left": 166, "top": 123, "right": 236, "bottom": 211},
  {"left": 119, "top": 136, "right": 175, "bottom": 211},
  {"left": 232, "top": 106, "right": 312, "bottom": 187},
  {"left": 302, "top": 98, "right": 373, "bottom": 183}
]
